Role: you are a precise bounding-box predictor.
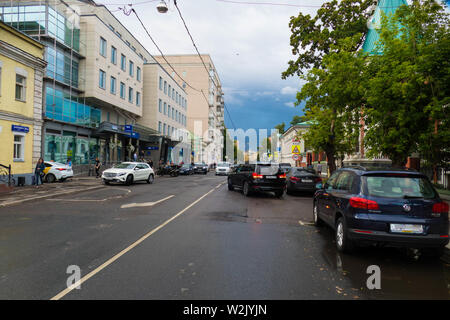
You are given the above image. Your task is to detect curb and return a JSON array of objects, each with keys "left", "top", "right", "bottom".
[{"left": 0, "top": 185, "right": 105, "bottom": 208}]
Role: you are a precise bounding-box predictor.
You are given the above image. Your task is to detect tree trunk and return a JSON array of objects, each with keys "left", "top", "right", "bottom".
[{"left": 326, "top": 151, "right": 336, "bottom": 175}]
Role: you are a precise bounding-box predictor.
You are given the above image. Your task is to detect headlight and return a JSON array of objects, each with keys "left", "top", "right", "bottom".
[{"left": 118, "top": 172, "right": 127, "bottom": 176}]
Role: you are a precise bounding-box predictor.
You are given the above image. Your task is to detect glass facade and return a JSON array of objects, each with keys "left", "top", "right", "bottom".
[
  {"left": 46, "top": 46, "right": 79, "bottom": 88},
  {"left": 45, "top": 133, "right": 99, "bottom": 164},
  {"left": 45, "top": 85, "right": 101, "bottom": 127}
]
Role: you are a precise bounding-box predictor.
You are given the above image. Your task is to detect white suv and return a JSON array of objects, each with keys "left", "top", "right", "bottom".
[
  {"left": 102, "top": 162, "right": 154, "bottom": 185},
  {"left": 215, "top": 162, "right": 231, "bottom": 176}
]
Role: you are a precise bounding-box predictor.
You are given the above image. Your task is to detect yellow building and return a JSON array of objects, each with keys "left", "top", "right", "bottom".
[{"left": 0, "top": 21, "right": 46, "bottom": 185}]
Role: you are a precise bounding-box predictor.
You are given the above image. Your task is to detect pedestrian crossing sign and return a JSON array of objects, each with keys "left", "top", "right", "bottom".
[{"left": 291, "top": 145, "right": 301, "bottom": 154}]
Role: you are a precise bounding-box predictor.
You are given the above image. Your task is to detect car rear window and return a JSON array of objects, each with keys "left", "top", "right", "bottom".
[
  {"left": 256, "top": 164, "right": 279, "bottom": 175},
  {"left": 295, "top": 169, "right": 316, "bottom": 176},
  {"left": 363, "top": 175, "right": 437, "bottom": 199}
]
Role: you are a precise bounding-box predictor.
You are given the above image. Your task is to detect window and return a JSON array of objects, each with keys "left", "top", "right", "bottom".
[
  {"left": 172, "top": 108, "right": 174, "bottom": 119},
  {"left": 120, "top": 82, "right": 125, "bottom": 99},
  {"left": 164, "top": 102, "right": 167, "bottom": 115},
  {"left": 13, "top": 135, "right": 25, "bottom": 161},
  {"left": 172, "top": 88, "right": 175, "bottom": 100},
  {"left": 111, "top": 46, "right": 117, "bottom": 64},
  {"left": 164, "top": 81, "right": 167, "bottom": 94},
  {"left": 159, "top": 99, "right": 162, "bottom": 112},
  {"left": 158, "top": 121, "right": 162, "bottom": 133},
  {"left": 107, "top": 111, "right": 110, "bottom": 122},
  {"left": 128, "top": 87, "right": 133, "bottom": 103},
  {"left": 110, "top": 76, "right": 116, "bottom": 94},
  {"left": 99, "top": 70, "right": 106, "bottom": 89},
  {"left": 168, "top": 84, "right": 171, "bottom": 97},
  {"left": 15, "top": 74, "right": 26, "bottom": 101},
  {"left": 136, "top": 91, "right": 141, "bottom": 106},
  {"left": 168, "top": 125, "right": 171, "bottom": 135},
  {"left": 163, "top": 123, "right": 166, "bottom": 135},
  {"left": 159, "top": 77, "right": 162, "bottom": 90},
  {"left": 136, "top": 67, "right": 141, "bottom": 81},
  {"left": 121, "top": 54, "right": 126, "bottom": 71},
  {"left": 335, "top": 171, "right": 354, "bottom": 192},
  {"left": 168, "top": 105, "right": 171, "bottom": 117},
  {"left": 100, "top": 37, "right": 107, "bottom": 57},
  {"left": 129, "top": 60, "right": 134, "bottom": 77}
]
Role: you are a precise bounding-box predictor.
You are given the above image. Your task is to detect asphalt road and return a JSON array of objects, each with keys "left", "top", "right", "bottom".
[{"left": 0, "top": 173, "right": 448, "bottom": 299}]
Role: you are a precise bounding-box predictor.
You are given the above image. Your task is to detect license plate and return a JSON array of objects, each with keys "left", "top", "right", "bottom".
[
  {"left": 302, "top": 179, "right": 313, "bottom": 183},
  {"left": 266, "top": 176, "right": 276, "bottom": 179},
  {"left": 390, "top": 224, "right": 423, "bottom": 234}
]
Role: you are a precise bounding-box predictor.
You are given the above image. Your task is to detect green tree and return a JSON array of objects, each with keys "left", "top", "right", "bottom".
[
  {"left": 282, "top": 0, "right": 375, "bottom": 79},
  {"left": 290, "top": 115, "right": 306, "bottom": 126},
  {"left": 296, "top": 36, "right": 366, "bottom": 174},
  {"left": 363, "top": 0, "right": 450, "bottom": 167},
  {"left": 274, "top": 122, "right": 285, "bottom": 135}
]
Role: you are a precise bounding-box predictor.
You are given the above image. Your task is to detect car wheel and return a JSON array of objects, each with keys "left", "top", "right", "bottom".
[
  {"left": 103, "top": 180, "right": 110, "bottom": 185},
  {"left": 46, "top": 174, "right": 56, "bottom": 183},
  {"left": 125, "top": 175, "right": 133, "bottom": 186},
  {"left": 275, "top": 190, "right": 284, "bottom": 198},
  {"left": 313, "top": 202, "right": 323, "bottom": 227},
  {"left": 227, "top": 178, "right": 234, "bottom": 191},
  {"left": 243, "top": 181, "right": 251, "bottom": 197},
  {"left": 336, "top": 217, "right": 354, "bottom": 253},
  {"left": 147, "top": 174, "right": 154, "bottom": 184}
]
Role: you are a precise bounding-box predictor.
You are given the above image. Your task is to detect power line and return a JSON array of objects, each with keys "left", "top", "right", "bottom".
[{"left": 215, "top": 0, "right": 323, "bottom": 8}]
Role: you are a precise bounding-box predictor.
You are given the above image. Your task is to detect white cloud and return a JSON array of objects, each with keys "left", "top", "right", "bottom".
[
  {"left": 284, "top": 102, "right": 295, "bottom": 108},
  {"left": 281, "top": 86, "right": 298, "bottom": 95}
]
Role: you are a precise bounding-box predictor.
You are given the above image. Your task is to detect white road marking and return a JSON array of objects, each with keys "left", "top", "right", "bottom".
[
  {"left": 120, "top": 195, "right": 174, "bottom": 208},
  {"left": 50, "top": 183, "right": 222, "bottom": 300},
  {"left": 299, "top": 220, "right": 314, "bottom": 226},
  {"left": 48, "top": 188, "right": 131, "bottom": 202}
]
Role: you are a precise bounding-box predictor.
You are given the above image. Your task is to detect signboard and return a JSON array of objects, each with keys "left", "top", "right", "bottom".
[
  {"left": 292, "top": 154, "right": 300, "bottom": 161},
  {"left": 124, "top": 125, "right": 133, "bottom": 132},
  {"left": 130, "top": 131, "right": 140, "bottom": 139},
  {"left": 145, "top": 146, "right": 159, "bottom": 150},
  {"left": 291, "top": 145, "right": 301, "bottom": 154},
  {"left": 11, "top": 125, "right": 29, "bottom": 133}
]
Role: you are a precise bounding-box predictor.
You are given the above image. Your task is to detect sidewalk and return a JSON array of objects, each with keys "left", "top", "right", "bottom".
[{"left": 0, "top": 177, "right": 105, "bottom": 208}]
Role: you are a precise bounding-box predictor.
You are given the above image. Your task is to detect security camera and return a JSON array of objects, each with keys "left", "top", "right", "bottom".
[{"left": 156, "top": 1, "right": 168, "bottom": 13}]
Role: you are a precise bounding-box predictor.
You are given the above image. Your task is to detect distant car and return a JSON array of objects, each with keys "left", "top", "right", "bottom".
[
  {"left": 102, "top": 162, "right": 154, "bottom": 185},
  {"left": 193, "top": 162, "right": 208, "bottom": 174},
  {"left": 279, "top": 162, "right": 292, "bottom": 174},
  {"left": 179, "top": 164, "right": 194, "bottom": 175},
  {"left": 43, "top": 161, "right": 73, "bottom": 183},
  {"left": 227, "top": 162, "right": 287, "bottom": 198},
  {"left": 286, "top": 167, "right": 321, "bottom": 195},
  {"left": 313, "top": 166, "right": 449, "bottom": 256},
  {"left": 215, "top": 162, "right": 231, "bottom": 175}
]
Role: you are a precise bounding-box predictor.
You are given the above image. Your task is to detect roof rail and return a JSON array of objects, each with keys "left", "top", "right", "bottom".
[{"left": 342, "top": 165, "right": 367, "bottom": 171}]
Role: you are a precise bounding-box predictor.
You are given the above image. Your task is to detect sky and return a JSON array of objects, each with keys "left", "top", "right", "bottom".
[{"left": 95, "top": 0, "right": 326, "bottom": 131}]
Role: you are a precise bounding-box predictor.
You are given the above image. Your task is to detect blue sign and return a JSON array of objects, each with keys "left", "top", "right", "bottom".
[
  {"left": 124, "top": 125, "right": 133, "bottom": 132},
  {"left": 11, "top": 125, "right": 29, "bottom": 133},
  {"left": 145, "top": 146, "right": 159, "bottom": 150},
  {"left": 130, "top": 132, "right": 140, "bottom": 139}
]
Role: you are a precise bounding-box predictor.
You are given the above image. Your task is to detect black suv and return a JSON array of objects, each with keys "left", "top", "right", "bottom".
[
  {"left": 313, "top": 167, "right": 449, "bottom": 256},
  {"left": 227, "top": 163, "right": 287, "bottom": 198}
]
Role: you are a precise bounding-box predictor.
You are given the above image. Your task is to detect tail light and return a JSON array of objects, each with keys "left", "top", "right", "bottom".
[
  {"left": 56, "top": 168, "right": 66, "bottom": 171},
  {"left": 278, "top": 173, "right": 286, "bottom": 179},
  {"left": 252, "top": 172, "right": 263, "bottom": 179},
  {"left": 432, "top": 202, "right": 449, "bottom": 213},
  {"left": 290, "top": 176, "right": 300, "bottom": 183},
  {"left": 349, "top": 197, "right": 379, "bottom": 210}
]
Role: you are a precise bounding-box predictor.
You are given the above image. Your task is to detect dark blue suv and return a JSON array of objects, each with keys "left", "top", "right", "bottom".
[{"left": 313, "top": 167, "right": 449, "bottom": 256}]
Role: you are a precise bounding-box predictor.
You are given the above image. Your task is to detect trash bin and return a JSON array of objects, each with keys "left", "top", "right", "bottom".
[{"left": 18, "top": 176, "right": 25, "bottom": 186}]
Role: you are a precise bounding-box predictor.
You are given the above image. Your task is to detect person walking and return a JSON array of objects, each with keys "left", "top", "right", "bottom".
[
  {"left": 94, "top": 157, "right": 101, "bottom": 178},
  {"left": 148, "top": 158, "right": 154, "bottom": 168},
  {"left": 66, "top": 158, "right": 72, "bottom": 168},
  {"left": 317, "top": 161, "right": 323, "bottom": 177},
  {"left": 34, "top": 158, "right": 45, "bottom": 187}
]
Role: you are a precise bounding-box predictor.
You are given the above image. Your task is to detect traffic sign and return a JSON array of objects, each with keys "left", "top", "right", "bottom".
[
  {"left": 292, "top": 154, "right": 300, "bottom": 161},
  {"left": 291, "top": 145, "right": 301, "bottom": 154}
]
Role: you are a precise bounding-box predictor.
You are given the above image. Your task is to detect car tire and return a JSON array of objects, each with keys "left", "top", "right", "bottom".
[
  {"left": 125, "top": 175, "right": 133, "bottom": 186},
  {"left": 336, "top": 217, "right": 354, "bottom": 253},
  {"left": 313, "top": 202, "right": 323, "bottom": 227},
  {"left": 275, "top": 190, "right": 284, "bottom": 198},
  {"left": 46, "top": 174, "right": 56, "bottom": 183},
  {"left": 147, "top": 174, "right": 154, "bottom": 184},
  {"left": 286, "top": 188, "right": 293, "bottom": 195},
  {"left": 228, "top": 178, "right": 234, "bottom": 191},
  {"left": 243, "top": 181, "right": 251, "bottom": 197},
  {"left": 103, "top": 180, "right": 110, "bottom": 185}
]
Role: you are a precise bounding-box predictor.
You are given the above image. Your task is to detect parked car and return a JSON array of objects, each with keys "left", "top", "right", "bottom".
[
  {"left": 215, "top": 162, "right": 231, "bottom": 176},
  {"left": 313, "top": 166, "right": 449, "bottom": 256},
  {"left": 279, "top": 162, "right": 292, "bottom": 174},
  {"left": 286, "top": 167, "right": 321, "bottom": 195},
  {"left": 102, "top": 162, "right": 154, "bottom": 185},
  {"left": 43, "top": 161, "right": 73, "bottom": 183},
  {"left": 227, "top": 162, "right": 287, "bottom": 198},
  {"left": 179, "top": 164, "right": 194, "bottom": 175},
  {"left": 193, "top": 162, "right": 208, "bottom": 174}
]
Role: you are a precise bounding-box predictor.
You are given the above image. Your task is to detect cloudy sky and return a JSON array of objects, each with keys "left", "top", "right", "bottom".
[{"left": 96, "top": 0, "right": 326, "bottom": 131}]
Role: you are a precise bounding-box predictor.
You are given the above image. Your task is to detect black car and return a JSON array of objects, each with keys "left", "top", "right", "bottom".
[
  {"left": 313, "top": 166, "right": 449, "bottom": 256},
  {"left": 227, "top": 162, "right": 287, "bottom": 198},
  {"left": 279, "top": 163, "right": 292, "bottom": 174},
  {"left": 193, "top": 162, "right": 208, "bottom": 174},
  {"left": 179, "top": 164, "right": 194, "bottom": 175},
  {"left": 286, "top": 167, "right": 321, "bottom": 194}
]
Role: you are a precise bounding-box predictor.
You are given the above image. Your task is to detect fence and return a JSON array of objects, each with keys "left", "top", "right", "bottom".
[{"left": 0, "top": 164, "right": 13, "bottom": 186}]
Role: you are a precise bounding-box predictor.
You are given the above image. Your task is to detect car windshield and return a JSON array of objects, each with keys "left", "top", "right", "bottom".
[
  {"left": 195, "top": 163, "right": 205, "bottom": 166},
  {"left": 256, "top": 164, "right": 279, "bottom": 175},
  {"left": 114, "top": 163, "right": 135, "bottom": 169},
  {"left": 182, "top": 164, "right": 191, "bottom": 168},
  {"left": 363, "top": 175, "right": 437, "bottom": 199},
  {"left": 218, "top": 163, "right": 229, "bottom": 167}
]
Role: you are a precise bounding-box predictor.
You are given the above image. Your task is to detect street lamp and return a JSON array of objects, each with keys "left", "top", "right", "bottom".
[{"left": 156, "top": 1, "right": 168, "bottom": 13}]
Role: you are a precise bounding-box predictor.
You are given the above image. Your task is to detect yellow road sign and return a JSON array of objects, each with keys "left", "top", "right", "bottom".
[{"left": 291, "top": 145, "right": 301, "bottom": 154}]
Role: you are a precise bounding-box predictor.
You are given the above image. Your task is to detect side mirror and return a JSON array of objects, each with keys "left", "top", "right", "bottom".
[
  {"left": 315, "top": 182, "right": 323, "bottom": 189},
  {"left": 134, "top": 167, "right": 139, "bottom": 170}
]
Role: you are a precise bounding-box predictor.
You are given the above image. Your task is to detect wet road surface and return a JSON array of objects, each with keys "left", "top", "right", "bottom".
[{"left": 0, "top": 174, "right": 448, "bottom": 299}]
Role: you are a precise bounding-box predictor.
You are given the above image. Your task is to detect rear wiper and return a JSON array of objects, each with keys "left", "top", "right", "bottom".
[{"left": 403, "top": 195, "right": 423, "bottom": 199}]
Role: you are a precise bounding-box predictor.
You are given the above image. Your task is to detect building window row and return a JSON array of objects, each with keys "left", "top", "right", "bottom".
[
  {"left": 99, "top": 69, "right": 140, "bottom": 106},
  {"left": 158, "top": 76, "right": 186, "bottom": 109},
  {"left": 158, "top": 98, "right": 186, "bottom": 126}
]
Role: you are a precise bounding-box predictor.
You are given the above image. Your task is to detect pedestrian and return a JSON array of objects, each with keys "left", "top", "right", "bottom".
[
  {"left": 94, "top": 157, "right": 101, "bottom": 178},
  {"left": 66, "top": 158, "right": 72, "bottom": 168},
  {"left": 34, "top": 158, "right": 45, "bottom": 187},
  {"left": 317, "top": 161, "right": 323, "bottom": 176},
  {"left": 148, "top": 158, "right": 154, "bottom": 168},
  {"left": 133, "top": 152, "right": 138, "bottom": 162}
]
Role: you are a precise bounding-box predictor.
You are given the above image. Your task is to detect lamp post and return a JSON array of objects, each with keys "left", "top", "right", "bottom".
[{"left": 156, "top": 1, "right": 168, "bottom": 13}]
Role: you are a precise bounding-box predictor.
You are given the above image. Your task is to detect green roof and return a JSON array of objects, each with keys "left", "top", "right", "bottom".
[
  {"left": 296, "top": 120, "right": 317, "bottom": 126},
  {"left": 362, "top": 0, "right": 408, "bottom": 55}
]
